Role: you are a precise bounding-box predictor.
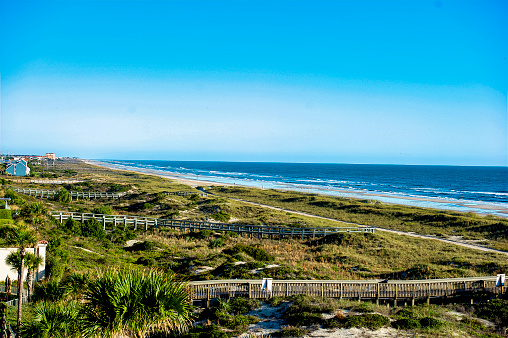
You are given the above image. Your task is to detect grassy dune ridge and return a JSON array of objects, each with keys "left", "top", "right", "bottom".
[{"left": 208, "top": 186, "right": 508, "bottom": 251}]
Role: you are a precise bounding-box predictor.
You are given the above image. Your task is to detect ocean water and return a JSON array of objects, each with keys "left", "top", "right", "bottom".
[{"left": 96, "top": 160, "right": 508, "bottom": 217}]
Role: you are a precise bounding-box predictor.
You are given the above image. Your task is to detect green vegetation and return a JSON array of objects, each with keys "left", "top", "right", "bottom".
[
  {"left": 223, "top": 243, "right": 275, "bottom": 262},
  {"left": 209, "top": 186, "right": 508, "bottom": 251},
  {"left": 23, "top": 269, "right": 194, "bottom": 338},
  {"left": 54, "top": 188, "right": 71, "bottom": 203}
]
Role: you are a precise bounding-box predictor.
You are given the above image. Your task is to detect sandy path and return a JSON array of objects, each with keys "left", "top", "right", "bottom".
[{"left": 203, "top": 190, "right": 508, "bottom": 257}]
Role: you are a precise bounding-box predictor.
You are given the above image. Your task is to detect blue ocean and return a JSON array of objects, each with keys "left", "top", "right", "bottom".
[{"left": 96, "top": 160, "right": 508, "bottom": 217}]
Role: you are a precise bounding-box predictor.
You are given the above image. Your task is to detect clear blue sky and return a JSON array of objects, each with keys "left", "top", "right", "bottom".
[{"left": 1, "top": 0, "right": 507, "bottom": 165}]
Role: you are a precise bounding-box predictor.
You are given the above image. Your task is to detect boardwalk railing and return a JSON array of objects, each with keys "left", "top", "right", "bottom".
[
  {"left": 164, "top": 191, "right": 207, "bottom": 197},
  {"left": 7, "top": 178, "right": 83, "bottom": 184},
  {"left": 190, "top": 276, "right": 506, "bottom": 306},
  {"left": 10, "top": 187, "right": 126, "bottom": 200},
  {"left": 50, "top": 211, "right": 376, "bottom": 239}
]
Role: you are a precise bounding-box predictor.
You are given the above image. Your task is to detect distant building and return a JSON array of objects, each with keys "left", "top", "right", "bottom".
[
  {"left": 46, "top": 153, "right": 56, "bottom": 160},
  {"left": 5, "top": 159, "right": 30, "bottom": 176}
]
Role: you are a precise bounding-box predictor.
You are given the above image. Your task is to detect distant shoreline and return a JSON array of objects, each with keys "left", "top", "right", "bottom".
[{"left": 84, "top": 159, "right": 508, "bottom": 218}]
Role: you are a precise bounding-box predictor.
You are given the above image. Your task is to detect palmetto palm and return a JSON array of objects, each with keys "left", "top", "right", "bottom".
[
  {"left": 21, "top": 300, "right": 81, "bottom": 338},
  {"left": 0, "top": 222, "right": 38, "bottom": 337},
  {"left": 81, "top": 269, "right": 194, "bottom": 338},
  {"left": 6, "top": 252, "right": 43, "bottom": 302}
]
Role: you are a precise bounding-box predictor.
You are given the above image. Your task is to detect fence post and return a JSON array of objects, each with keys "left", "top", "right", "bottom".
[{"left": 427, "top": 283, "right": 431, "bottom": 305}]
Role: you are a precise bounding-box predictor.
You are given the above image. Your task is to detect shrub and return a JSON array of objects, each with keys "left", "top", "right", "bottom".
[
  {"left": 269, "top": 296, "right": 285, "bottom": 307},
  {"left": 223, "top": 244, "right": 274, "bottom": 262},
  {"left": 166, "top": 324, "right": 230, "bottom": 338},
  {"left": 20, "top": 202, "right": 47, "bottom": 218},
  {"left": 223, "top": 231, "right": 239, "bottom": 238},
  {"left": 54, "top": 188, "right": 71, "bottom": 203},
  {"left": 211, "top": 212, "right": 231, "bottom": 222},
  {"left": 197, "top": 230, "right": 214, "bottom": 239},
  {"left": 229, "top": 297, "right": 261, "bottom": 315},
  {"left": 208, "top": 239, "right": 225, "bottom": 248},
  {"left": 45, "top": 256, "right": 65, "bottom": 280},
  {"left": 475, "top": 299, "right": 508, "bottom": 326},
  {"left": 345, "top": 314, "right": 390, "bottom": 330},
  {"left": 460, "top": 317, "right": 486, "bottom": 330},
  {"left": 215, "top": 311, "right": 258, "bottom": 330},
  {"left": 419, "top": 316, "right": 444, "bottom": 329},
  {"left": 93, "top": 206, "right": 113, "bottom": 215},
  {"left": 4, "top": 189, "right": 24, "bottom": 205},
  {"left": 285, "top": 295, "right": 336, "bottom": 316},
  {"left": 136, "top": 257, "right": 156, "bottom": 266},
  {"left": 353, "top": 302, "right": 376, "bottom": 313},
  {"left": 32, "top": 280, "right": 66, "bottom": 302},
  {"left": 109, "top": 228, "right": 137, "bottom": 244},
  {"left": 274, "top": 326, "right": 309, "bottom": 337},
  {"left": 285, "top": 312, "right": 323, "bottom": 326},
  {"left": 392, "top": 318, "right": 421, "bottom": 329},
  {"left": 108, "top": 184, "right": 129, "bottom": 193},
  {"left": 63, "top": 218, "right": 81, "bottom": 235},
  {"left": 143, "top": 203, "right": 153, "bottom": 210},
  {"left": 0, "top": 209, "right": 12, "bottom": 219},
  {"left": 126, "top": 241, "right": 158, "bottom": 252},
  {"left": 81, "top": 218, "right": 106, "bottom": 239}
]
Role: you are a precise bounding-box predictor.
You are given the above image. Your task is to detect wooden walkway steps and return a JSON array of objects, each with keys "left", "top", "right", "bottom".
[
  {"left": 189, "top": 276, "right": 506, "bottom": 306},
  {"left": 9, "top": 187, "right": 126, "bottom": 200},
  {"left": 50, "top": 211, "right": 376, "bottom": 239}
]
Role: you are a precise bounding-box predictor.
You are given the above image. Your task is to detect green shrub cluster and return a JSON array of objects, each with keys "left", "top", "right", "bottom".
[
  {"left": 284, "top": 295, "right": 335, "bottom": 326},
  {"left": 216, "top": 311, "right": 259, "bottom": 330},
  {"left": 62, "top": 218, "right": 106, "bottom": 239},
  {"left": 345, "top": 313, "right": 390, "bottom": 330},
  {"left": 109, "top": 228, "right": 137, "bottom": 244},
  {"left": 93, "top": 206, "right": 113, "bottom": 215},
  {"left": 273, "top": 326, "right": 309, "bottom": 337},
  {"left": 208, "top": 238, "right": 225, "bottom": 248},
  {"left": 211, "top": 211, "right": 231, "bottom": 222},
  {"left": 392, "top": 318, "right": 421, "bottom": 329},
  {"left": 53, "top": 188, "right": 71, "bottom": 203},
  {"left": 475, "top": 299, "right": 508, "bottom": 327},
  {"left": 166, "top": 324, "right": 231, "bottom": 338},
  {"left": 0, "top": 209, "right": 12, "bottom": 219},
  {"left": 126, "top": 240, "right": 161, "bottom": 252},
  {"left": 460, "top": 317, "right": 486, "bottom": 330},
  {"left": 223, "top": 244, "right": 274, "bottom": 262},
  {"left": 228, "top": 297, "right": 261, "bottom": 315}
]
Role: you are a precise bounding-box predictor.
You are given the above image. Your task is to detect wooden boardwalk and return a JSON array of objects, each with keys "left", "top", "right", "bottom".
[
  {"left": 9, "top": 187, "right": 126, "bottom": 200},
  {"left": 163, "top": 191, "right": 207, "bottom": 197},
  {"left": 50, "top": 211, "right": 376, "bottom": 239},
  {"left": 7, "top": 178, "right": 83, "bottom": 184},
  {"left": 190, "top": 276, "right": 506, "bottom": 306}
]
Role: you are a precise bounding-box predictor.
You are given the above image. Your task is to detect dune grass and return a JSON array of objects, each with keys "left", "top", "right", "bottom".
[{"left": 208, "top": 186, "right": 508, "bottom": 251}]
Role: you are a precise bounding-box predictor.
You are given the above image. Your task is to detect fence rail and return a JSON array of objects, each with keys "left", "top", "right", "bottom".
[
  {"left": 189, "top": 276, "right": 506, "bottom": 306},
  {"left": 7, "top": 178, "right": 83, "bottom": 184},
  {"left": 10, "top": 187, "right": 126, "bottom": 200},
  {"left": 164, "top": 191, "right": 207, "bottom": 197},
  {"left": 50, "top": 211, "right": 376, "bottom": 239}
]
